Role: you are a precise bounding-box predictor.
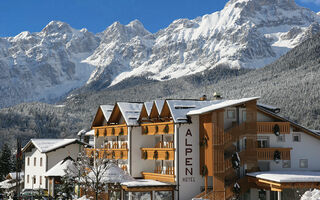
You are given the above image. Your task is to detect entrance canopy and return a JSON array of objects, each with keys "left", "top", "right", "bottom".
[
  {"left": 247, "top": 171, "right": 320, "bottom": 191},
  {"left": 121, "top": 179, "right": 175, "bottom": 192}
]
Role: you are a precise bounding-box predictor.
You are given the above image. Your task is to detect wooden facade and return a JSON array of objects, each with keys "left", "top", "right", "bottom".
[
  {"left": 94, "top": 124, "right": 128, "bottom": 137},
  {"left": 141, "top": 172, "right": 175, "bottom": 183},
  {"left": 257, "top": 122, "right": 290, "bottom": 134},
  {"left": 85, "top": 148, "right": 129, "bottom": 160},
  {"left": 257, "top": 148, "right": 292, "bottom": 160},
  {"left": 140, "top": 148, "right": 175, "bottom": 160},
  {"left": 141, "top": 122, "right": 174, "bottom": 135}
]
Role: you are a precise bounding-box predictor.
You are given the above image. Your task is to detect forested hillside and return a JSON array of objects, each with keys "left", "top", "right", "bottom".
[{"left": 1, "top": 33, "right": 319, "bottom": 148}]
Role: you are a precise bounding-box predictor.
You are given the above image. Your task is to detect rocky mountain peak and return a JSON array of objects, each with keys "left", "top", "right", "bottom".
[{"left": 41, "top": 21, "right": 73, "bottom": 36}]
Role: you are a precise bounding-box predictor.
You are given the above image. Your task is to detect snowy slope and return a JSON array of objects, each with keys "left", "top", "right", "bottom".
[
  {"left": 1, "top": 0, "right": 320, "bottom": 107},
  {"left": 84, "top": 0, "right": 320, "bottom": 87},
  {"left": 0, "top": 21, "right": 100, "bottom": 107}
]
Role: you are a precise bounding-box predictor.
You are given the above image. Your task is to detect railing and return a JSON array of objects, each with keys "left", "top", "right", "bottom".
[
  {"left": 141, "top": 148, "right": 175, "bottom": 160},
  {"left": 141, "top": 122, "right": 174, "bottom": 135},
  {"left": 141, "top": 172, "right": 175, "bottom": 183},
  {"left": 85, "top": 148, "right": 128, "bottom": 160},
  {"left": 257, "top": 122, "right": 290, "bottom": 134},
  {"left": 257, "top": 148, "right": 292, "bottom": 160},
  {"left": 93, "top": 124, "right": 128, "bottom": 137}
]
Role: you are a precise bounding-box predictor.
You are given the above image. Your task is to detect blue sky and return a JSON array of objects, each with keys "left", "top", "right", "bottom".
[{"left": 0, "top": 0, "right": 319, "bottom": 37}]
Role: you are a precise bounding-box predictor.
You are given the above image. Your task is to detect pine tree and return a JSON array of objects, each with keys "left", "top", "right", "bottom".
[{"left": 0, "top": 143, "right": 13, "bottom": 181}]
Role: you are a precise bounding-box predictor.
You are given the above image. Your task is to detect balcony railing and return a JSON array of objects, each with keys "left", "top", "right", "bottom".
[
  {"left": 141, "top": 148, "right": 175, "bottom": 160},
  {"left": 85, "top": 148, "right": 128, "bottom": 160},
  {"left": 141, "top": 122, "right": 174, "bottom": 135},
  {"left": 257, "top": 122, "right": 290, "bottom": 134},
  {"left": 257, "top": 148, "right": 292, "bottom": 160},
  {"left": 141, "top": 172, "right": 175, "bottom": 183},
  {"left": 94, "top": 124, "right": 128, "bottom": 137}
]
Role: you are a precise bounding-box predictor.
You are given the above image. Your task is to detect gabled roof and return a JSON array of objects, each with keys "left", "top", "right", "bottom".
[
  {"left": 22, "top": 139, "right": 85, "bottom": 153},
  {"left": 91, "top": 105, "right": 114, "bottom": 127},
  {"left": 144, "top": 102, "right": 153, "bottom": 116},
  {"left": 162, "top": 100, "right": 219, "bottom": 123},
  {"left": 44, "top": 157, "right": 77, "bottom": 177},
  {"left": 109, "top": 102, "right": 143, "bottom": 126},
  {"left": 155, "top": 100, "right": 165, "bottom": 114},
  {"left": 187, "top": 97, "right": 260, "bottom": 116},
  {"left": 257, "top": 106, "right": 320, "bottom": 138}
]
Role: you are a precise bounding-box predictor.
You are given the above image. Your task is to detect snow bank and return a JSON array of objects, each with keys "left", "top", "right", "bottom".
[{"left": 301, "top": 189, "right": 320, "bottom": 200}]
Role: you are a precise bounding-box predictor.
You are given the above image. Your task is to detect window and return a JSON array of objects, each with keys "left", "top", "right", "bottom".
[
  {"left": 27, "top": 175, "right": 29, "bottom": 184},
  {"left": 227, "top": 109, "right": 236, "bottom": 119},
  {"left": 27, "top": 157, "right": 30, "bottom": 166},
  {"left": 257, "top": 136, "right": 269, "bottom": 148},
  {"left": 34, "top": 158, "right": 36, "bottom": 166},
  {"left": 40, "top": 158, "right": 42, "bottom": 167},
  {"left": 277, "top": 135, "right": 285, "bottom": 142},
  {"left": 242, "top": 111, "right": 247, "bottom": 122},
  {"left": 300, "top": 159, "right": 308, "bottom": 168},
  {"left": 33, "top": 176, "right": 36, "bottom": 184},
  {"left": 282, "top": 160, "right": 291, "bottom": 168},
  {"left": 40, "top": 176, "right": 42, "bottom": 185},
  {"left": 293, "top": 133, "right": 301, "bottom": 142}
]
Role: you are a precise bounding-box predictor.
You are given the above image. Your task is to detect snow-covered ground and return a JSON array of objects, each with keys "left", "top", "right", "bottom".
[{"left": 301, "top": 189, "right": 320, "bottom": 200}]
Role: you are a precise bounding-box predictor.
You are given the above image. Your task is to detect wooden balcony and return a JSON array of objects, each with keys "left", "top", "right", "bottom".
[
  {"left": 141, "top": 172, "right": 175, "bottom": 183},
  {"left": 85, "top": 148, "right": 128, "bottom": 160},
  {"left": 141, "top": 122, "right": 174, "bottom": 135},
  {"left": 94, "top": 124, "right": 128, "bottom": 137},
  {"left": 257, "top": 122, "right": 290, "bottom": 134},
  {"left": 141, "top": 148, "right": 175, "bottom": 160},
  {"left": 257, "top": 148, "right": 292, "bottom": 160}
]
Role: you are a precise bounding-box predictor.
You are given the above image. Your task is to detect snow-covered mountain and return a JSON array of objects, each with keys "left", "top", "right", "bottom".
[
  {"left": 0, "top": 21, "right": 100, "bottom": 107},
  {"left": 85, "top": 0, "right": 320, "bottom": 87},
  {"left": 0, "top": 0, "right": 320, "bottom": 107}
]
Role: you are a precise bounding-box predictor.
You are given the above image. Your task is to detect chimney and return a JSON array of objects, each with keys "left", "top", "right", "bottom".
[
  {"left": 213, "top": 92, "right": 222, "bottom": 100},
  {"left": 200, "top": 95, "right": 207, "bottom": 101}
]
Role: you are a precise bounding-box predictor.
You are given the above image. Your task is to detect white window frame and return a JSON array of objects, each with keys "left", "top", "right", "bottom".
[
  {"left": 277, "top": 135, "right": 285, "bottom": 142},
  {"left": 292, "top": 133, "right": 301, "bottom": 142},
  {"left": 257, "top": 136, "right": 270, "bottom": 148},
  {"left": 227, "top": 109, "right": 236, "bottom": 120},
  {"left": 282, "top": 160, "right": 291, "bottom": 168}
]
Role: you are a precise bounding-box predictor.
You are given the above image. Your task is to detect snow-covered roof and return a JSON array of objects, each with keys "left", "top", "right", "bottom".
[
  {"left": 87, "top": 163, "right": 134, "bottom": 183},
  {"left": 165, "top": 100, "right": 221, "bottom": 123},
  {"left": 100, "top": 105, "right": 114, "bottom": 122},
  {"left": 7, "top": 172, "right": 24, "bottom": 180},
  {"left": 301, "top": 189, "right": 320, "bottom": 200},
  {"left": 187, "top": 97, "right": 260, "bottom": 116},
  {"left": 121, "top": 179, "right": 174, "bottom": 188},
  {"left": 257, "top": 103, "right": 280, "bottom": 113},
  {"left": 117, "top": 102, "right": 143, "bottom": 126},
  {"left": 144, "top": 102, "right": 153, "bottom": 116},
  {"left": 0, "top": 179, "right": 23, "bottom": 189},
  {"left": 155, "top": 100, "right": 165, "bottom": 114},
  {"left": 23, "top": 138, "right": 83, "bottom": 153},
  {"left": 44, "top": 157, "right": 77, "bottom": 177},
  {"left": 247, "top": 171, "right": 320, "bottom": 183},
  {"left": 85, "top": 129, "right": 95, "bottom": 136}
]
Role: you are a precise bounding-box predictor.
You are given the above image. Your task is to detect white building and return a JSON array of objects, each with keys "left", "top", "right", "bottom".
[
  {"left": 22, "top": 139, "right": 85, "bottom": 191},
  {"left": 85, "top": 97, "right": 320, "bottom": 200}
]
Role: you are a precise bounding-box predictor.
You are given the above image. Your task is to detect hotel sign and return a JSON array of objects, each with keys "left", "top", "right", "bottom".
[{"left": 182, "top": 129, "right": 195, "bottom": 182}]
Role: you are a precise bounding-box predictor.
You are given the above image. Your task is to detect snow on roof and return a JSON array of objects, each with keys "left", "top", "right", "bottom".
[
  {"left": 166, "top": 100, "right": 219, "bottom": 123},
  {"left": 87, "top": 162, "right": 134, "bottom": 183},
  {"left": 155, "top": 100, "right": 165, "bottom": 114},
  {"left": 0, "top": 179, "right": 23, "bottom": 189},
  {"left": 44, "top": 158, "right": 77, "bottom": 177},
  {"left": 144, "top": 102, "right": 153, "bottom": 116},
  {"left": 23, "top": 139, "right": 80, "bottom": 153},
  {"left": 257, "top": 103, "right": 280, "bottom": 113},
  {"left": 247, "top": 171, "right": 320, "bottom": 183},
  {"left": 117, "top": 102, "right": 143, "bottom": 126},
  {"left": 121, "top": 179, "right": 174, "bottom": 187},
  {"left": 7, "top": 172, "right": 24, "bottom": 180},
  {"left": 187, "top": 97, "right": 260, "bottom": 116},
  {"left": 85, "top": 129, "right": 95, "bottom": 136},
  {"left": 100, "top": 105, "right": 114, "bottom": 122}
]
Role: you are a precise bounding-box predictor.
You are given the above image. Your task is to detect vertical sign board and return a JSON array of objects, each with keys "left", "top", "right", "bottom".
[{"left": 179, "top": 116, "right": 204, "bottom": 200}]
